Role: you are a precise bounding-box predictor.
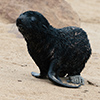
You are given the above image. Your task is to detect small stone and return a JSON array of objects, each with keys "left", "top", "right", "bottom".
[{"left": 18, "top": 80, "right": 22, "bottom": 82}]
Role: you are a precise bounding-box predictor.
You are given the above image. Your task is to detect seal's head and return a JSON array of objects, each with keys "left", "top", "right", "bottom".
[{"left": 16, "top": 11, "right": 50, "bottom": 38}]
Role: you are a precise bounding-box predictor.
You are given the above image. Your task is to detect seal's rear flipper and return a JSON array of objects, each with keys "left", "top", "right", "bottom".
[{"left": 66, "top": 75, "right": 84, "bottom": 85}]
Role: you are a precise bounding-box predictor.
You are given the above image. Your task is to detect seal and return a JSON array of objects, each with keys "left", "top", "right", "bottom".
[{"left": 16, "top": 11, "right": 92, "bottom": 88}]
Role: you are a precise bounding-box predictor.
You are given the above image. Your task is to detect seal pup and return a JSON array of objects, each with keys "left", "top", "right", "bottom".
[{"left": 16, "top": 11, "right": 91, "bottom": 88}]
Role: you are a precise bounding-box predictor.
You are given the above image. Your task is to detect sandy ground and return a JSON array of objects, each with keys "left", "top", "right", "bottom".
[{"left": 0, "top": 0, "right": 100, "bottom": 100}]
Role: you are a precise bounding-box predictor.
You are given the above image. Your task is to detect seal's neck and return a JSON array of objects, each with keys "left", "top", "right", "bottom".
[{"left": 25, "top": 25, "right": 56, "bottom": 42}]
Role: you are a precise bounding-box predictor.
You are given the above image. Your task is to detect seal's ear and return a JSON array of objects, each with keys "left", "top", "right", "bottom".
[
  {"left": 42, "top": 24, "right": 47, "bottom": 29},
  {"left": 31, "top": 17, "right": 36, "bottom": 22}
]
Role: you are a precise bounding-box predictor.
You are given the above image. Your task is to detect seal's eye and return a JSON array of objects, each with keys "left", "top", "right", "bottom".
[{"left": 31, "top": 17, "right": 36, "bottom": 22}]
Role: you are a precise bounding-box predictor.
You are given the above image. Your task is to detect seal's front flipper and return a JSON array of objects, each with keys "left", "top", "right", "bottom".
[
  {"left": 48, "top": 59, "right": 81, "bottom": 88},
  {"left": 31, "top": 72, "right": 47, "bottom": 78},
  {"left": 31, "top": 72, "right": 41, "bottom": 78}
]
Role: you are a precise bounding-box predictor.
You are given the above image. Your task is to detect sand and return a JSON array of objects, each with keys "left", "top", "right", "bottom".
[{"left": 0, "top": 0, "right": 100, "bottom": 100}]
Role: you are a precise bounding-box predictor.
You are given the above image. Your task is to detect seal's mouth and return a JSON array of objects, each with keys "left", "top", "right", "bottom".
[
  {"left": 16, "top": 19, "right": 25, "bottom": 32},
  {"left": 17, "top": 24, "right": 24, "bottom": 29},
  {"left": 17, "top": 24, "right": 25, "bottom": 32}
]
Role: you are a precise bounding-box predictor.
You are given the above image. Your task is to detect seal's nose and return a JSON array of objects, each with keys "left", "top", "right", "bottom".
[
  {"left": 16, "top": 17, "right": 24, "bottom": 26},
  {"left": 16, "top": 18, "right": 22, "bottom": 25},
  {"left": 16, "top": 15, "right": 26, "bottom": 26}
]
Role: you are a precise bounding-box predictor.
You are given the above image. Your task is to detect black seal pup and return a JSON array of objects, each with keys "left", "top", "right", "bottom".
[{"left": 16, "top": 11, "right": 91, "bottom": 88}]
